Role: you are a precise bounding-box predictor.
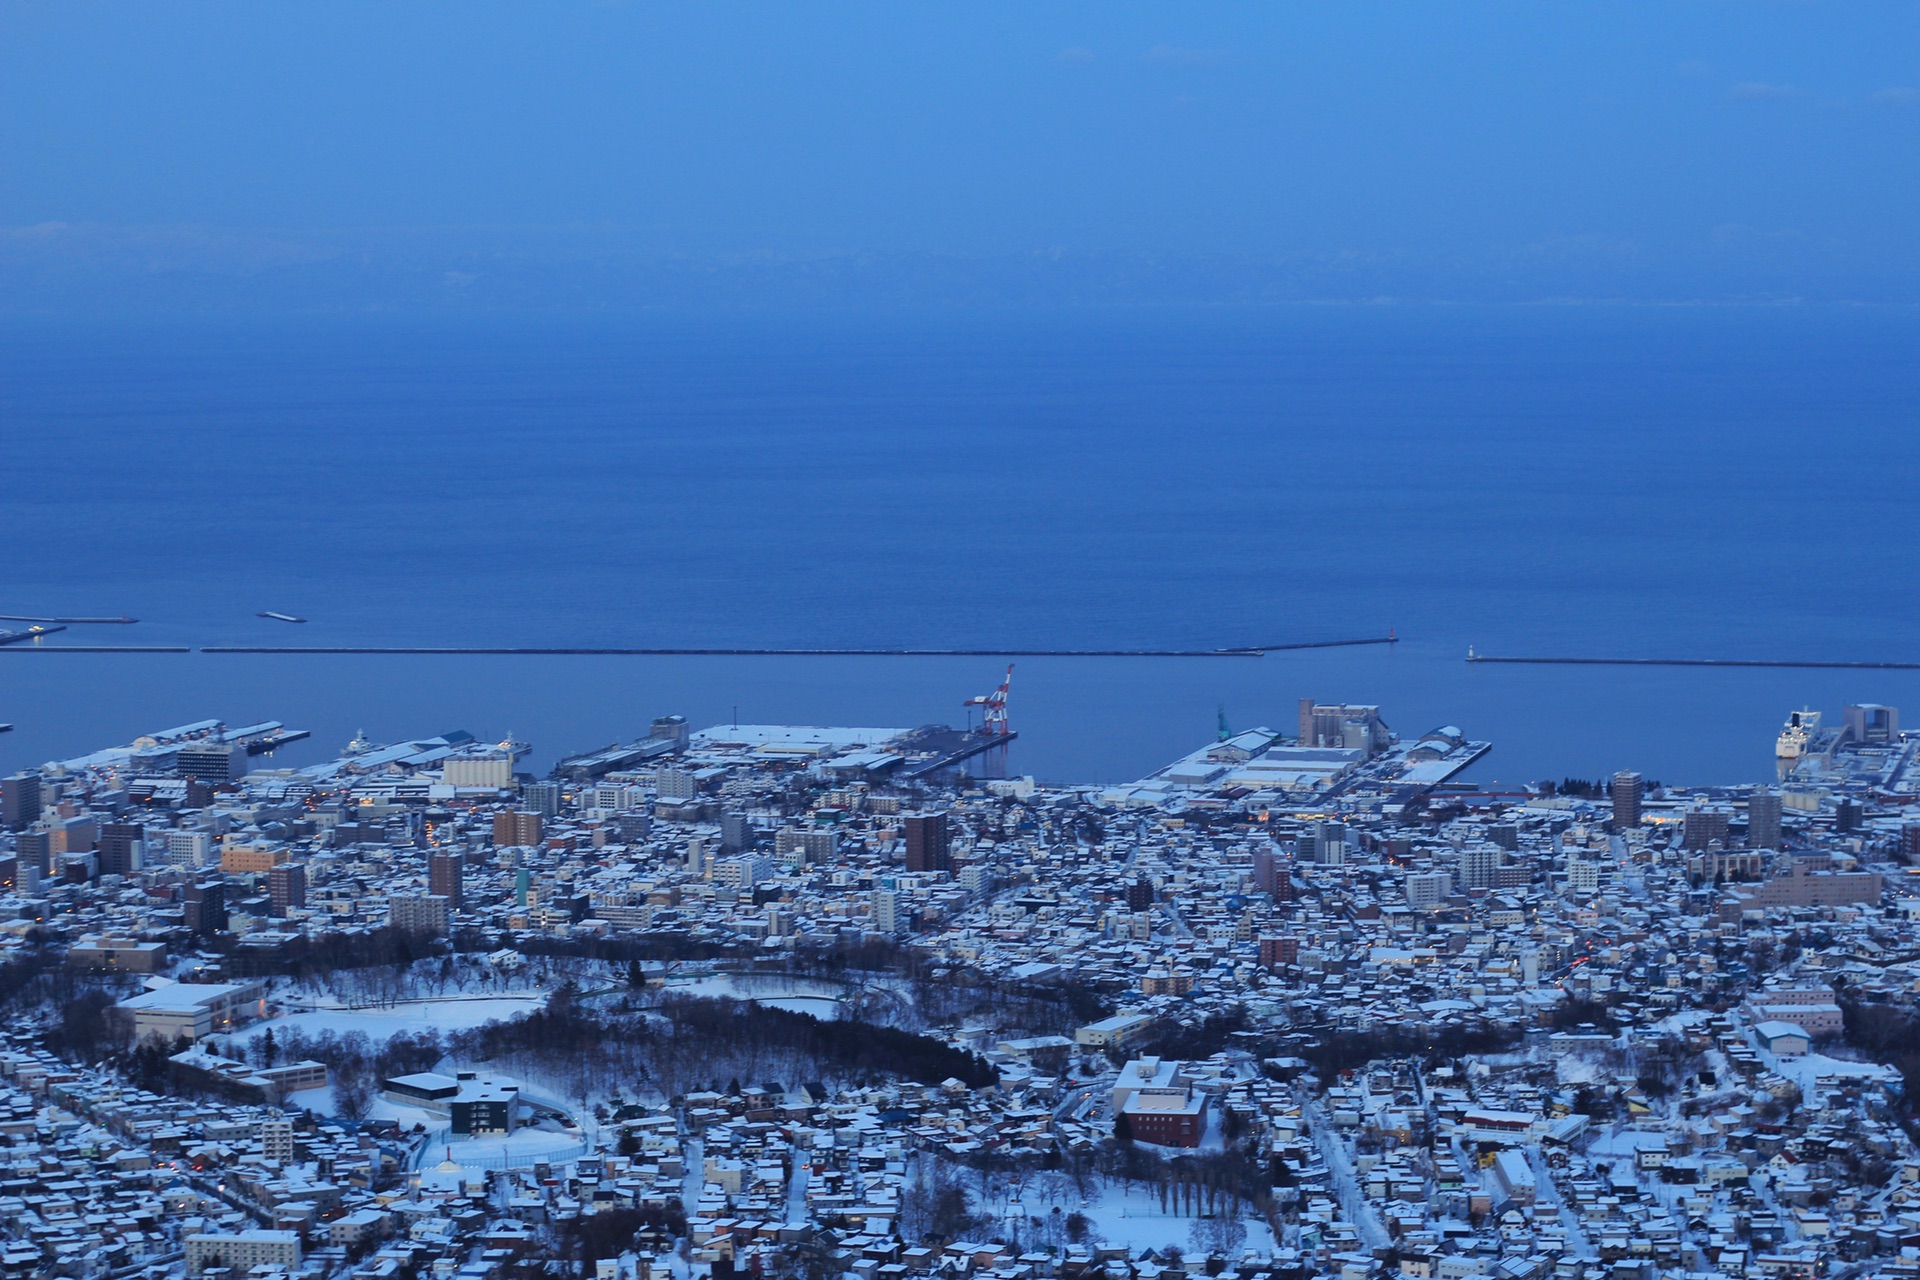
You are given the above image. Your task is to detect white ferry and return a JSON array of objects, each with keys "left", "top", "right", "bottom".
[{"left": 1776, "top": 708, "right": 1821, "bottom": 760}]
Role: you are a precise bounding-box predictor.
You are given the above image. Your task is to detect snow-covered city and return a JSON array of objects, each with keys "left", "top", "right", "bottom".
[{"left": 5, "top": 697, "right": 1920, "bottom": 1280}]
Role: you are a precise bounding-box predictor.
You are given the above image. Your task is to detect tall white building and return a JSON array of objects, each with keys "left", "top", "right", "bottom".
[
  {"left": 712, "top": 855, "right": 772, "bottom": 890},
  {"left": 260, "top": 1118, "right": 295, "bottom": 1167},
  {"left": 1405, "top": 871, "right": 1452, "bottom": 909},
  {"left": 165, "top": 829, "right": 212, "bottom": 867},
  {"left": 872, "top": 888, "right": 901, "bottom": 934},
  {"left": 1459, "top": 842, "right": 1504, "bottom": 890},
  {"left": 186, "top": 1231, "right": 301, "bottom": 1275}
]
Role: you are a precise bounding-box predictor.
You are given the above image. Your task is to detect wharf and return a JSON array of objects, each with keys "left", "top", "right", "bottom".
[
  {"left": 0, "top": 625, "right": 66, "bottom": 646},
  {"left": 896, "top": 727, "right": 1018, "bottom": 779},
  {"left": 244, "top": 729, "right": 312, "bottom": 755},
  {"left": 0, "top": 614, "right": 137, "bottom": 624},
  {"left": 0, "top": 645, "right": 190, "bottom": 653}
]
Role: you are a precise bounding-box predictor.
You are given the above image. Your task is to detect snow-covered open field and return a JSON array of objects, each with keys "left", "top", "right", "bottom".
[
  {"left": 234, "top": 994, "right": 545, "bottom": 1044},
  {"left": 1068, "top": 1185, "right": 1276, "bottom": 1255},
  {"left": 659, "top": 973, "right": 849, "bottom": 1019}
]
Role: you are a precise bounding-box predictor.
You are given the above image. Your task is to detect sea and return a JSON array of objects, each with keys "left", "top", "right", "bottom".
[{"left": 3, "top": 304, "right": 1917, "bottom": 790}]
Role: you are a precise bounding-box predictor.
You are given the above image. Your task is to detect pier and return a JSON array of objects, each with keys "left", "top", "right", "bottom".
[
  {"left": 0, "top": 614, "right": 138, "bottom": 624},
  {"left": 0, "top": 625, "right": 66, "bottom": 646},
  {"left": 0, "top": 645, "right": 191, "bottom": 653},
  {"left": 897, "top": 726, "right": 1018, "bottom": 778}
]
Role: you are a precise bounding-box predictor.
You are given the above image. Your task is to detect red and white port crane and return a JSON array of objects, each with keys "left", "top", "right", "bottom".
[{"left": 964, "top": 663, "right": 1014, "bottom": 738}]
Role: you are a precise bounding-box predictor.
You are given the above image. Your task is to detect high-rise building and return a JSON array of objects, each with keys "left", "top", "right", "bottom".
[
  {"left": 166, "top": 829, "right": 213, "bottom": 867},
  {"left": 720, "top": 811, "right": 752, "bottom": 853},
  {"left": 1683, "top": 807, "right": 1732, "bottom": 851},
  {"left": 872, "top": 888, "right": 901, "bottom": 935},
  {"left": 1320, "top": 822, "right": 1347, "bottom": 865},
  {"left": 593, "top": 783, "right": 644, "bottom": 812},
  {"left": 655, "top": 768, "right": 699, "bottom": 800},
  {"left": 1611, "top": 771, "right": 1643, "bottom": 830},
  {"left": 1749, "top": 789, "right": 1784, "bottom": 851},
  {"left": 1902, "top": 824, "right": 1920, "bottom": 861},
  {"left": 260, "top": 1118, "right": 296, "bottom": 1167},
  {"left": 428, "top": 852, "right": 464, "bottom": 908},
  {"left": 389, "top": 894, "right": 450, "bottom": 934},
  {"left": 50, "top": 815, "right": 97, "bottom": 855},
  {"left": 1125, "top": 876, "right": 1156, "bottom": 912},
  {"left": 1459, "top": 842, "right": 1505, "bottom": 890},
  {"left": 97, "top": 822, "right": 144, "bottom": 878},
  {"left": 1835, "top": 797, "right": 1865, "bottom": 834},
  {"left": 267, "top": 863, "right": 307, "bottom": 916},
  {"left": 184, "top": 880, "right": 228, "bottom": 935},
  {"left": 711, "top": 855, "right": 771, "bottom": 891},
  {"left": 492, "top": 810, "right": 543, "bottom": 847},
  {"left": 1405, "top": 870, "right": 1453, "bottom": 908},
  {"left": 776, "top": 827, "right": 837, "bottom": 865},
  {"left": 902, "top": 812, "right": 951, "bottom": 874},
  {"left": 806, "top": 827, "right": 838, "bottom": 864},
  {"left": 1251, "top": 846, "right": 1292, "bottom": 897},
  {"left": 521, "top": 781, "right": 563, "bottom": 817},
  {"left": 2, "top": 773, "right": 41, "bottom": 830},
  {"left": 176, "top": 742, "right": 249, "bottom": 783},
  {"left": 14, "top": 832, "right": 50, "bottom": 878},
  {"left": 1258, "top": 936, "right": 1300, "bottom": 969}
]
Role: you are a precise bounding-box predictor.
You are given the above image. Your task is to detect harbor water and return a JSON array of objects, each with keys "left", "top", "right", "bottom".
[{"left": 4, "top": 304, "right": 1917, "bottom": 788}]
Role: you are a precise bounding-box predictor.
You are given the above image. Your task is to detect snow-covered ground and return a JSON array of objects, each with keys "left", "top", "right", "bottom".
[
  {"left": 284, "top": 1084, "right": 438, "bottom": 1130},
  {"left": 1584, "top": 1123, "right": 1673, "bottom": 1160},
  {"left": 1073, "top": 1184, "right": 1276, "bottom": 1255},
  {"left": 234, "top": 993, "right": 545, "bottom": 1044},
  {"left": 661, "top": 974, "right": 848, "bottom": 1019},
  {"left": 1757, "top": 1046, "right": 1896, "bottom": 1103}
]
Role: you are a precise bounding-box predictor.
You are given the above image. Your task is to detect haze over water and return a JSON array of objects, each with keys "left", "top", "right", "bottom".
[{"left": 4, "top": 304, "right": 1916, "bottom": 788}]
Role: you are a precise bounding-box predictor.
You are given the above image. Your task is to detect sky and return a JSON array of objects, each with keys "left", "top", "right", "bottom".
[{"left": 2, "top": 2, "right": 1917, "bottom": 306}]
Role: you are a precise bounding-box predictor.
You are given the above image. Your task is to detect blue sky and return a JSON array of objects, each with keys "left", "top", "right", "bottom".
[{"left": 3, "top": 2, "right": 1916, "bottom": 304}]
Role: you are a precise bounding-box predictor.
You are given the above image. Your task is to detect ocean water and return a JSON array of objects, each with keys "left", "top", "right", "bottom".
[{"left": 2, "top": 305, "right": 1916, "bottom": 788}]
